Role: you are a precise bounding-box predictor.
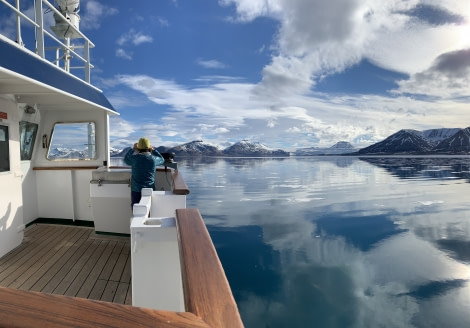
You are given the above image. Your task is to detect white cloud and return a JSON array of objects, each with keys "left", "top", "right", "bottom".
[
  {"left": 133, "top": 34, "right": 153, "bottom": 46},
  {"left": 107, "top": 1, "right": 470, "bottom": 149},
  {"left": 222, "top": 0, "right": 470, "bottom": 101},
  {"left": 197, "top": 59, "right": 227, "bottom": 69},
  {"left": 113, "top": 74, "right": 469, "bottom": 149},
  {"left": 80, "top": 0, "right": 118, "bottom": 30},
  {"left": 0, "top": 12, "right": 16, "bottom": 40},
  {"left": 394, "top": 48, "right": 470, "bottom": 98},
  {"left": 117, "top": 29, "right": 153, "bottom": 46},
  {"left": 109, "top": 117, "right": 135, "bottom": 138},
  {"left": 158, "top": 17, "right": 169, "bottom": 27},
  {"left": 116, "top": 48, "right": 132, "bottom": 60}
]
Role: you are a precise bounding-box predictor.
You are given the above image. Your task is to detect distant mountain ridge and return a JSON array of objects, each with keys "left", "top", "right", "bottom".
[
  {"left": 157, "top": 140, "right": 224, "bottom": 156},
  {"left": 51, "top": 128, "right": 470, "bottom": 160},
  {"left": 295, "top": 141, "right": 357, "bottom": 155},
  {"left": 111, "top": 140, "right": 290, "bottom": 157},
  {"left": 356, "top": 127, "right": 470, "bottom": 155},
  {"left": 421, "top": 128, "right": 461, "bottom": 145},
  {"left": 223, "top": 140, "right": 289, "bottom": 156}
]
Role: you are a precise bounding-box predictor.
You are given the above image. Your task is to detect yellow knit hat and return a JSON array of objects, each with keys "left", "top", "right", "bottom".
[{"left": 137, "top": 137, "right": 151, "bottom": 150}]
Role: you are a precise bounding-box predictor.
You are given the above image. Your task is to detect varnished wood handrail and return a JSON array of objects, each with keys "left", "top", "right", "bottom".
[
  {"left": 176, "top": 208, "right": 244, "bottom": 328},
  {"left": 33, "top": 166, "right": 99, "bottom": 170},
  {"left": 0, "top": 209, "right": 242, "bottom": 327},
  {"left": 106, "top": 167, "right": 190, "bottom": 195},
  {"left": 0, "top": 287, "right": 211, "bottom": 328},
  {"left": 172, "top": 170, "right": 190, "bottom": 195}
]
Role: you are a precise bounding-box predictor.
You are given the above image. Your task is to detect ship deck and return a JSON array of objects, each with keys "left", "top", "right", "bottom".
[{"left": 0, "top": 224, "right": 131, "bottom": 305}]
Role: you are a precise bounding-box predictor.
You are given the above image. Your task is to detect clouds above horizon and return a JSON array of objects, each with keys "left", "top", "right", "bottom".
[
  {"left": 109, "top": 73, "right": 468, "bottom": 149},
  {"left": 221, "top": 0, "right": 470, "bottom": 98},
  {"left": 80, "top": 0, "right": 119, "bottom": 30},
  {"left": 115, "top": 29, "right": 153, "bottom": 60},
  {"left": 92, "top": 0, "right": 470, "bottom": 149}
]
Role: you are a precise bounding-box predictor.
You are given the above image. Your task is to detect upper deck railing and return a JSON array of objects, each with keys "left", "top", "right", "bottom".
[{"left": 0, "top": 0, "right": 94, "bottom": 83}]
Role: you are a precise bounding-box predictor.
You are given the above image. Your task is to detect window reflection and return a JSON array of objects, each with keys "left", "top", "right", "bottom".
[
  {"left": 47, "top": 122, "right": 96, "bottom": 160},
  {"left": 19, "top": 121, "right": 38, "bottom": 161}
]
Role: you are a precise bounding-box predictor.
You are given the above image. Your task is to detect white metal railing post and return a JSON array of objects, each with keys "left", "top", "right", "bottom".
[
  {"left": 2, "top": 0, "right": 96, "bottom": 84},
  {"left": 64, "top": 37, "right": 70, "bottom": 72},
  {"left": 34, "top": 0, "right": 45, "bottom": 58},
  {"left": 15, "top": 0, "right": 23, "bottom": 45},
  {"left": 55, "top": 48, "right": 60, "bottom": 66},
  {"left": 84, "top": 40, "right": 90, "bottom": 83}
]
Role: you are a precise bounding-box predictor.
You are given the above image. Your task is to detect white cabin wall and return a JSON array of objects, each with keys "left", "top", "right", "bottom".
[
  {"left": 29, "top": 109, "right": 109, "bottom": 221},
  {"left": 33, "top": 109, "right": 108, "bottom": 167},
  {"left": 0, "top": 97, "right": 24, "bottom": 258},
  {"left": 72, "top": 169, "right": 94, "bottom": 221},
  {"left": 19, "top": 104, "right": 42, "bottom": 225},
  {"left": 20, "top": 161, "right": 39, "bottom": 224}
]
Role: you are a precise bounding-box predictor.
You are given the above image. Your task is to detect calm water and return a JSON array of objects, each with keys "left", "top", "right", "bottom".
[{"left": 115, "top": 156, "right": 470, "bottom": 327}]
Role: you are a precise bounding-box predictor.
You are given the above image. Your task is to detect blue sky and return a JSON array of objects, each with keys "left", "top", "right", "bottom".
[{"left": 4, "top": 0, "right": 470, "bottom": 150}]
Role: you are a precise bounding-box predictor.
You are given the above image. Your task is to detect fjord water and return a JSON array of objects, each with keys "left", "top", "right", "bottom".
[{"left": 176, "top": 156, "right": 470, "bottom": 328}]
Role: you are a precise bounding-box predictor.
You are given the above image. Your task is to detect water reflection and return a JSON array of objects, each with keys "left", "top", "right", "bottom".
[
  {"left": 359, "top": 156, "right": 470, "bottom": 181},
  {"left": 315, "top": 211, "right": 407, "bottom": 251},
  {"left": 176, "top": 157, "right": 470, "bottom": 327}
]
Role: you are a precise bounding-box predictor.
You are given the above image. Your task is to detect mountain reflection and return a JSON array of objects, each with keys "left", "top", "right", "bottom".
[
  {"left": 315, "top": 212, "right": 407, "bottom": 252},
  {"left": 359, "top": 157, "right": 470, "bottom": 181},
  {"left": 179, "top": 156, "right": 470, "bottom": 328}
]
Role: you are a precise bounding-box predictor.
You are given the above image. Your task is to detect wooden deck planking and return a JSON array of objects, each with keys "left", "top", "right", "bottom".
[
  {"left": 40, "top": 237, "right": 96, "bottom": 294},
  {"left": 75, "top": 240, "right": 118, "bottom": 299},
  {"left": 8, "top": 226, "right": 85, "bottom": 290},
  {"left": 0, "top": 225, "right": 58, "bottom": 281},
  {"left": 27, "top": 228, "right": 92, "bottom": 293},
  {"left": 0, "top": 224, "right": 132, "bottom": 305},
  {"left": 62, "top": 239, "right": 107, "bottom": 297}
]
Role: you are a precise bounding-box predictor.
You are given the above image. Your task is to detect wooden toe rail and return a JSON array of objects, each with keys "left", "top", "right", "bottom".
[
  {"left": 0, "top": 287, "right": 210, "bottom": 328},
  {"left": 176, "top": 208, "right": 244, "bottom": 328},
  {"left": 172, "top": 170, "right": 190, "bottom": 195},
  {"left": 0, "top": 208, "right": 243, "bottom": 327}
]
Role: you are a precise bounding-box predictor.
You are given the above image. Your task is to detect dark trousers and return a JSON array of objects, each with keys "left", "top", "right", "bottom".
[{"left": 131, "top": 191, "right": 142, "bottom": 208}]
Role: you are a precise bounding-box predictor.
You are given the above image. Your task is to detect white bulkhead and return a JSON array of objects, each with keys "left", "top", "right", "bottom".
[{"left": 0, "top": 97, "right": 26, "bottom": 258}]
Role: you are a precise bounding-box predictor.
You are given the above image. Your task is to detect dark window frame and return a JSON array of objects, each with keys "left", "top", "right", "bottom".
[
  {"left": 19, "top": 121, "right": 38, "bottom": 161},
  {"left": 0, "top": 124, "right": 10, "bottom": 172},
  {"left": 46, "top": 122, "right": 97, "bottom": 161}
]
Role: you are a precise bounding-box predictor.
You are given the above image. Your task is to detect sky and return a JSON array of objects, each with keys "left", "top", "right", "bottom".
[{"left": 4, "top": 0, "right": 470, "bottom": 150}]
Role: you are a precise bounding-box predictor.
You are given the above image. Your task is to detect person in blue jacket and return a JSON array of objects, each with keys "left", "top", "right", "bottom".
[{"left": 124, "top": 137, "right": 164, "bottom": 207}]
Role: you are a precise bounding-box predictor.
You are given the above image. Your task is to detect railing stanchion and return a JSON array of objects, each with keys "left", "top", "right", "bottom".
[
  {"left": 34, "top": 0, "right": 45, "bottom": 57},
  {"left": 85, "top": 40, "right": 90, "bottom": 83},
  {"left": 15, "top": 0, "right": 22, "bottom": 45}
]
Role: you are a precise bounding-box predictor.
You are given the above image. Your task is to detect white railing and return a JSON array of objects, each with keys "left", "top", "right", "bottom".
[{"left": 0, "top": 0, "right": 94, "bottom": 83}]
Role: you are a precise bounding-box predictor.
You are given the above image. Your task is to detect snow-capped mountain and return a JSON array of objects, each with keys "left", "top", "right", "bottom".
[
  {"left": 223, "top": 140, "right": 289, "bottom": 156},
  {"left": 157, "top": 140, "right": 223, "bottom": 156},
  {"left": 50, "top": 126, "right": 470, "bottom": 160},
  {"left": 356, "top": 129, "right": 433, "bottom": 154},
  {"left": 48, "top": 147, "right": 91, "bottom": 159},
  {"left": 421, "top": 128, "right": 461, "bottom": 146},
  {"left": 109, "top": 147, "right": 125, "bottom": 157},
  {"left": 432, "top": 127, "right": 470, "bottom": 153},
  {"left": 330, "top": 141, "right": 356, "bottom": 150},
  {"left": 356, "top": 127, "right": 470, "bottom": 155},
  {"left": 295, "top": 141, "right": 356, "bottom": 155}
]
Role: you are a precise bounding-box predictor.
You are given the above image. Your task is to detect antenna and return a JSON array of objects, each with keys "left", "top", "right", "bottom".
[
  {"left": 51, "top": 0, "right": 81, "bottom": 39},
  {"left": 50, "top": 0, "right": 81, "bottom": 72}
]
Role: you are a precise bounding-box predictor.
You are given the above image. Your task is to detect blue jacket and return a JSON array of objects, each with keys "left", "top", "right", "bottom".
[{"left": 124, "top": 149, "right": 165, "bottom": 192}]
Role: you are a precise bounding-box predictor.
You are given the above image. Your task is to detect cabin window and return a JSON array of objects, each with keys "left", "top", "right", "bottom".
[
  {"left": 0, "top": 125, "right": 10, "bottom": 172},
  {"left": 47, "top": 122, "right": 96, "bottom": 160},
  {"left": 19, "top": 121, "right": 38, "bottom": 160}
]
